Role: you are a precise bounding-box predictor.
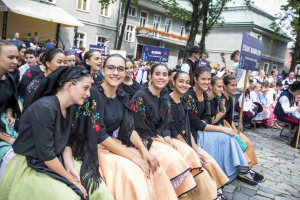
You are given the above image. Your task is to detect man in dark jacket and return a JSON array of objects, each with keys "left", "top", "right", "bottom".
[{"left": 181, "top": 46, "right": 201, "bottom": 86}]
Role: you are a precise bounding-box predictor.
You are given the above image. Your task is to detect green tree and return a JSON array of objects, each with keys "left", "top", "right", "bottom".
[
  {"left": 270, "top": 0, "right": 300, "bottom": 72},
  {"left": 99, "top": 0, "right": 140, "bottom": 50},
  {"left": 158, "top": 0, "right": 229, "bottom": 59}
]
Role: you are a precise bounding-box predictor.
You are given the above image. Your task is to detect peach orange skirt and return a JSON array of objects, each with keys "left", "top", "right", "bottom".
[{"left": 98, "top": 141, "right": 177, "bottom": 200}]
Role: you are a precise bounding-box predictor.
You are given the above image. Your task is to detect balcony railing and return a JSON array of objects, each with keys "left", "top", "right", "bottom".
[{"left": 136, "top": 26, "right": 188, "bottom": 46}]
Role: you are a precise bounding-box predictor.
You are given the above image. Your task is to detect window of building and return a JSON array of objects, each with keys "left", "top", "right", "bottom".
[
  {"left": 99, "top": 4, "right": 109, "bottom": 17},
  {"left": 272, "top": 64, "right": 278, "bottom": 70},
  {"left": 140, "top": 11, "right": 148, "bottom": 27},
  {"left": 165, "top": 18, "right": 172, "bottom": 33},
  {"left": 263, "top": 62, "right": 269, "bottom": 74},
  {"left": 180, "top": 26, "right": 185, "bottom": 36},
  {"left": 153, "top": 15, "right": 160, "bottom": 37},
  {"left": 125, "top": 25, "right": 134, "bottom": 42},
  {"left": 76, "top": 32, "right": 86, "bottom": 48},
  {"left": 121, "top": 4, "right": 136, "bottom": 17},
  {"left": 40, "top": 0, "right": 56, "bottom": 4},
  {"left": 77, "top": 0, "right": 89, "bottom": 12},
  {"left": 97, "top": 36, "right": 106, "bottom": 46}
]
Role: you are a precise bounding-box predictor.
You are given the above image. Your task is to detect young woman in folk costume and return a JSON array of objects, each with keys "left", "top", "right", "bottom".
[
  {"left": 168, "top": 71, "right": 230, "bottom": 200},
  {"left": 76, "top": 54, "right": 177, "bottom": 200},
  {"left": 118, "top": 59, "right": 141, "bottom": 100},
  {"left": 0, "top": 40, "right": 21, "bottom": 179},
  {"left": 0, "top": 66, "right": 114, "bottom": 200},
  {"left": 83, "top": 50, "right": 104, "bottom": 85},
  {"left": 131, "top": 64, "right": 203, "bottom": 199},
  {"left": 208, "top": 75, "right": 265, "bottom": 183},
  {"left": 181, "top": 67, "right": 258, "bottom": 186},
  {"left": 22, "top": 49, "right": 66, "bottom": 110}
]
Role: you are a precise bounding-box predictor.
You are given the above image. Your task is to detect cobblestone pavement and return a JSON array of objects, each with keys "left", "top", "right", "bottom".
[{"left": 223, "top": 126, "right": 300, "bottom": 200}]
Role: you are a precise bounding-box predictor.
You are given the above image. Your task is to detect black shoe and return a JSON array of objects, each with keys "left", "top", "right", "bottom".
[
  {"left": 290, "top": 141, "right": 300, "bottom": 148},
  {"left": 250, "top": 170, "right": 265, "bottom": 183},
  {"left": 237, "top": 173, "right": 258, "bottom": 185}
]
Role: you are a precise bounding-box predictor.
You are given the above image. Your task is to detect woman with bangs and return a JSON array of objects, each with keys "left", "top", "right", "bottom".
[
  {"left": 131, "top": 64, "right": 200, "bottom": 199},
  {"left": 181, "top": 67, "right": 257, "bottom": 188},
  {"left": 76, "top": 54, "right": 177, "bottom": 200},
  {"left": 168, "top": 70, "right": 230, "bottom": 200}
]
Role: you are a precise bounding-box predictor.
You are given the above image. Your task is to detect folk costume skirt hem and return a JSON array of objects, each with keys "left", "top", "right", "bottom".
[{"left": 0, "top": 155, "right": 114, "bottom": 200}]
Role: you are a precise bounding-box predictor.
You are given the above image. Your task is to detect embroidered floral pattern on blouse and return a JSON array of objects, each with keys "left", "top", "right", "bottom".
[
  {"left": 27, "top": 79, "right": 40, "bottom": 93},
  {"left": 184, "top": 95, "right": 198, "bottom": 114},
  {"left": 76, "top": 99, "right": 100, "bottom": 131},
  {"left": 130, "top": 97, "right": 146, "bottom": 118},
  {"left": 23, "top": 70, "right": 32, "bottom": 78}
]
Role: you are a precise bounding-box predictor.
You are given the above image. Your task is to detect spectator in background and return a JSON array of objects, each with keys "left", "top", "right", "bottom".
[
  {"left": 33, "top": 32, "right": 39, "bottom": 44},
  {"left": 17, "top": 46, "right": 27, "bottom": 68},
  {"left": 282, "top": 72, "right": 296, "bottom": 91},
  {"left": 268, "top": 69, "right": 278, "bottom": 83},
  {"left": 175, "top": 60, "right": 181, "bottom": 70},
  {"left": 26, "top": 33, "right": 31, "bottom": 48},
  {"left": 67, "top": 46, "right": 76, "bottom": 54},
  {"left": 19, "top": 49, "right": 38, "bottom": 80},
  {"left": 65, "top": 52, "right": 76, "bottom": 66},
  {"left": 36, "top": 49, "right": 47, "bottom": 66},
  {"left": 133, "top": 62, "right": 142, "bottom": 84},
  {"left": 74, "top": 46, "right": 85, "bottom": 61},
  {"left": 21, "top": 41, "right": 26, "bottom": 48},
  {"left": 9, "top": 33, "right": 22, "bottom": 48},
  {"left": 57, "top": 46, "right": 61, "bottom": 50},
  {"left": 43, "top": 39, "right": 57, "bottom": 50}
]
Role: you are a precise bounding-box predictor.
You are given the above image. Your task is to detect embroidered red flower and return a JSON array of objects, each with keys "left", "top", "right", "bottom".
[
  {"left": 27, "top": 73, "right": 32, "bottom": 77},
  {"left": 131, "top": 104, "right": 136, "bottom": 110},
  {"left": 34, "top": 85, "right": 38, "bottom": 89},
  {"left": 95, "top": 124, "right": 100, "bottom": 132}
]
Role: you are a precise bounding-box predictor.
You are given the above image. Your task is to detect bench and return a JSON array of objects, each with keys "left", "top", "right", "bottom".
[{"left": 272, "top": 119, "right": 293, "bottom": 144}]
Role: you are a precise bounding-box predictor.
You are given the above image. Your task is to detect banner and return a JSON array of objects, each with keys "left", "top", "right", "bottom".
[
  {"left": 239, "top": 32, "right": 263, "bottom": 71},
  {"left": 142, "top": 45, "right": 170, "bottom": 62},
  {"left": 89, "top": 44, "right": 106, "bottom": 54},
  {"left": 199, "top": 59, "right": 207, "bottom": 67}
]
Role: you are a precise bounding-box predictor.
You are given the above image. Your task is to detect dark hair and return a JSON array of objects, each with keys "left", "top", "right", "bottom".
[
  {"left": 270, "top": 69, "right": 278, "bottom": 75},
  {"left": 75, "top": 57, "right": 82, "bottom": 66},
  {"left": 168, "top": 69, "right": 178, "bottom": 76},
  {"left": 37, "top": 48, "right": 47, "bottom": 56},
  {"left": 194, "top": 67, "right": 210, "bottom": 79},
  {"left": 24, "top": 49, "right": 38, "bottom": 57},
  {"left": 150, "top": 64, "right": 168, "bottom": 76},
  {"left": 83, "top": 50, "right": 98, "bottom": 69},
  {"left": 125, "top": 58, "right": 134, "bottom": 65},
  {"left": 51, "top": 39, "right": 57, "bottom": 44},
  {"left": 263, "top": 81, "right": 269, "bottom": 88},
  {"left": 173, "top": 70, "right": 189, "bottom": 82},
  {"left": 230, "top": 50, "right": 240, "bottom": 60},
  {"left": 18, "top": 45, "right": 26, "bottom": 52},
  {"left": 223, "top": 75, "right": 236, "bottom": 86},
  {"left": 211, "top": 76, "right": 222, "bottom": 86},
  {"left": 0, "top": 40, "right": 17, "bottom": 55},
  {"left": 42, "top": 48, "right": 64, "bottom": 67},
  {"left": 56, "top": 73, "right": 91, "bottom": 92},
  {"left": 103, "top": 54, "right": 126, "bottom": 68},
  {"left": 65, "top": 51, "right": 75, "bottom": 57},
  {"left": 276, "top": 81, "right": 282, "bottom": 87},
  {"left": 249, "top": 79, "right": 254, "bottom": 84}
]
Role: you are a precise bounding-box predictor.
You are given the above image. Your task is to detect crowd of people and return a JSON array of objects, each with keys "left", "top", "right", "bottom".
[{"left": 0, "top": 39, "right": 300, "bottom": 200}]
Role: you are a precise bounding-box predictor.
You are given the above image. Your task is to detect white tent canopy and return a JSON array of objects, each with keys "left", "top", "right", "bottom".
[{"left": 0, "top": 0, "right": 84, "bottom": 27}]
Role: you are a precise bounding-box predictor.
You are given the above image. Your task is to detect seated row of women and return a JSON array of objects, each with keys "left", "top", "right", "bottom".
[{"left": 0, "top": 41, "right": 265, "bottom": 200}]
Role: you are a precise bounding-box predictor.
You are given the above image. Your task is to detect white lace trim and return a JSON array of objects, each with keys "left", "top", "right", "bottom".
[{"left": 170, "top": 170, "right": 190, "bottom": 189}]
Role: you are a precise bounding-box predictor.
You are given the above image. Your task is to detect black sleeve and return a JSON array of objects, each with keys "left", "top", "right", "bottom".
[
  {"left": 30, "top": 103, "right": 57, "bottom": 161},
  {"left": 201, "top": 99, "right": 212, "bottom": 124},
  {"left": 131, "top": 96, "right": 157, "bottom": 139},
  {"left": 18, "top": 74, "right": 32, "bottom": 103},
  {"left": 183, "top": 96, "right": 207, "bottom": 131}
]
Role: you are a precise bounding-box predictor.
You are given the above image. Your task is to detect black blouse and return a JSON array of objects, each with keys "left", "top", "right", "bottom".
[
  {"left": 18, "top": 65, "right": 44, "bottom": 104},
  {"left": 0, "top": 73, "right": 20, "bottom": 132},
  {"left": 102, "top": 96, "right": 124, "bottom": 138},
  {"left": 13, "top": 95, "right": 75, "bottom": 161},
  {"left": 182, "top": 87, "right": 211, "bottom": 140},
  {"left": 76, "top": 84, "right": 135, "bottom": 146},
  {"left": 118, "top": 79, "right": 141, "bottom": 100},
  {"left": 131, "top": 87, "right": 172, "bottom": 148}
]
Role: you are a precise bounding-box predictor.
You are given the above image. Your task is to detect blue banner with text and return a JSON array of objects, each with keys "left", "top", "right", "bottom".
[
  {"left": 239, "top": 32, "right": 263, "bottom": 71},
  {"left": 142, "top": 45, "right": 170, "bottom": 62}
]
